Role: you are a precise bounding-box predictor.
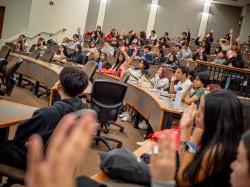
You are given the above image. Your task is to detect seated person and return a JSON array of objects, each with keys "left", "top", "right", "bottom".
[
  {"left": 223, "top": 43, "right": 244, "bottom": 68},
  {"left": 154, "top": 49, "right": 167, "bottom": 65},
  {"left": 174, "top": 45, "right": 182, "bottom": 59},
  {"left": 120, "top": 59, "right": 150, "bottom": 122},
  {"left": 96, "top": 52, "right": 108, "bottom": 71},
  {"left": 178, "top": 90, "right": 244, "bottom": 186},
  {"left": 141, "top": 45, "right": 154, "bottom": 64},
  {"left": 230, "top": 129, "right": 250, "bottom": 187},
  {"left": 67, "top": 28, "right": 84, "bottom": 49},
  {"left": 60, "top": 37, "right": 70, "bottom": 46},
  {"left": 89, "top": 31, "right": 99, "bottom": 44},
  {"left": 95, "top": 25, "right": 104, "bottom": 38},
  {"left": 101, "top": 40, "right": 115, "bottom": 57},
  {"left": 192, "top": 46, "right": 207, "bottom": 61},
  {"left": 86, "top": 41, "right": 97, "bottom": 56},
  {"left": 213, "top": 50, "right": 226, "bottom": 65},
  {"left": 180, "top": 42, "right": 192, "bottom": 60},
  {"left": 182, "top": 72, "right": 210, "bottom": 106},
  {"left": 53, "top": 45, "right": 68, "bottom": 63},
  {"left": 166, "top": 54, "right": 180, "bottom": 70},
  {"left": 34, "top": 37, "right": 47, "bottom": 54},
  {"left": 65, "top": 44, "right": 83, "bottom": 64},
  {"left": 0, "top": 66, "right": 88, "bottom": 170},
  {"left": 111, "top": 36, "right": 120, "bottom": 48},
  {"left": 148, "top": 30, "right": 158, "bottom": 42},
  {"left": 16, "top": 34, "right": 29, "bottom": 52},
  {"left": 150, "top": 66, "right": 170, "bottom": 90},
  {"left": 169, "top": 65, "right": 192, "bottom": 99}
]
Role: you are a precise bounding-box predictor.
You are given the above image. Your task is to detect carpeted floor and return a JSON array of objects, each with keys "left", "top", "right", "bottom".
[{"left": 0, "top": 86, "right": 145, "bottom": 178}]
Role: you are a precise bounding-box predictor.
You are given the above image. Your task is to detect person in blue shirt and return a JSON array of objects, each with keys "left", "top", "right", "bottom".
[{"left": 141, "top": 45, "right": 154, "bottom": 64}]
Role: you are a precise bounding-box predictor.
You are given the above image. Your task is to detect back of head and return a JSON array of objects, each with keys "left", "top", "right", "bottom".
[
  {"left": 197, "top": 72, "right": 210, "bottom": 87},
  {"left": 59, "top": 66, "right": 88, "bottom": 97}
]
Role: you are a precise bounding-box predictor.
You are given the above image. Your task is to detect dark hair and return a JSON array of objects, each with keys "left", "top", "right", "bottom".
[
  {"left": 182, "top": 32, "right": 187, "bottom": 36},
  {"left": 75, "top": 44, "right": 82, "bottom": 52},
  {"left": 73, "top": 34, "right": 79, "bottom": 39},
  {"left": 37, "top": 37, "right": 46, "bottom": 46},
  {"left": 144, "top": 45, "right": 152, "bottom": 51},
  {"left": 139, "top": 31, "right": 147, "bottom": 40},
  {"left": 177, "top": 65, "right": 189, "bottom": 77},
  {"left": 184, "top": 90, "right": 244, "bottom": 183},
  {"left": 207, "top": 84, "right": 221, "bottom": 93},
  {"left": 58, "top": 45, "right": 68, "bottom": 56},
  {"left": 241, "top": 130, "right": 250, "bottom": 174},
  {"left": 151, "top": 30, "right": 156, "bottom": 34},
  {"left": 59, "top": 66, "right": 88, "bottom": 97},
  {"left": 196, "top": 72, "right": 210, "bottom": 87},
  {"left": 140, "top": 59, "right": 150, "bottom": 70}
]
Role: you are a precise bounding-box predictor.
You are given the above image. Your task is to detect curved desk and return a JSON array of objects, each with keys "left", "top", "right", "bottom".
[
  {"left": 8, "top": 53, "right": 92, "bottom": 100},
  {"left": 95, "top": 72, "right": 188, "bottom": 132}
]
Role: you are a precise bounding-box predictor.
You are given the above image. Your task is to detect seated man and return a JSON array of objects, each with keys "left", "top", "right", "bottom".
[
  {"left": 169, "top": 65, "right": 192, "bottom": 100},
  {"left": 0, "top": 66, "right": 89, "bottom": 170}
]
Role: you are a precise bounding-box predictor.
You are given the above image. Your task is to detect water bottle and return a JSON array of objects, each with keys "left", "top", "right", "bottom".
[
  {"left": 173, "top": 87, "right": 183, "bottom": 108},
  {"left": 98, "top": 61, "right": 103, "bottom": 72}
]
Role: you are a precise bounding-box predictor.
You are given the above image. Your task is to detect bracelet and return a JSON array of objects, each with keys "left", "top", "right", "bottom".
[{"left": 185, "top": 141, "right": 199, "bottom": 154}]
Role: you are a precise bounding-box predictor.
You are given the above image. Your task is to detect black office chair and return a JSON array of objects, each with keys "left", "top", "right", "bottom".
[
  {"left": 0, "top": 45, "right": 11, "bottom": 60},
  {"left": 38, "top": 50, "right": 54, "bottom": 63},
  {"left": 17, "top": 50, "right": 40, "bottom": 88},
  {"left": 91, "top": 80, "right": 127, "bottom": 150},
  {"left": 0, "top": 58, "right": 23, "bottom": 96},
  {"left": 29, "top": 44, "right": 36, "bottom": 53},
  {"left": 83, "top": 60, "right": 97, "bottom": 82},
  {"left": 29, "top": 50, "right": 40, "bottom": 59},
  {"left": 5, "top": 42, "right": 16, "bottom": 53}
]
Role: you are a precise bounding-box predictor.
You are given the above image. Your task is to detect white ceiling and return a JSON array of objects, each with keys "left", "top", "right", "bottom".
[{"left": 212, "top": 0, "right": 250, "bottom": 7}]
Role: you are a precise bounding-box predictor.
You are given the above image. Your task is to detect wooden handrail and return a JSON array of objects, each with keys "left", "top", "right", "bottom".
[
  {"left": 10, "top": 28, "right": 67, "bottom": 43},
  {"left": 182, "top": 59, "right": 250, "bottom": 74}
]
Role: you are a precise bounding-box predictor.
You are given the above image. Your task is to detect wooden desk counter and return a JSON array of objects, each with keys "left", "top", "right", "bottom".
[
  {"left": 0, "top": 100, "right": 37, "bottom": 129},
  {"left": 94, "top": 72, "right": 188, "bottom": 132}
]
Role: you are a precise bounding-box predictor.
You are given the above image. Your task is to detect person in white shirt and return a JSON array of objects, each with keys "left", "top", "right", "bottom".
[
  {"left": 170, "top": 65, "right": 192, "bottom": 100},
  {"left": 151, "top": 66, "right": 170, "bottom": 91},
  {"left": 101, "top": 40, "right": 115, "bottom": 57},
  {"left": 67, "top": 28, "right": 84, "bottom": 49}
]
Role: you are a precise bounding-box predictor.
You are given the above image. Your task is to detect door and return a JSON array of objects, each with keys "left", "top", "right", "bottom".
[{"left": 0, "top": 6, "right": 5, "bottom": 39}]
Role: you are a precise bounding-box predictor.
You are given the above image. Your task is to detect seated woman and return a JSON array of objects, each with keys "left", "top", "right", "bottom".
[
  {"left": 101, "top": 40, "right": 115, "bottom": 57},
  {"left": 182, "top": 72, "right": 210, "bottom": 106},
  {"left": 53, "top": 45, "right": 68, "bottom": 63},
  {"left": 230, "top": 129, "right": 250, "bottom": 187},
  {"left": 64, "top": 44, "right": 83, "bottom": 64},
  {"left": 96, "top": 52, "right": 108, "bottom": 71},
  {"left": 34, "top": 37, "right": 47, "bottom": 54},
  {"left": 16, "top": 34, "right": 29, "bottom": 52},
  {"left": 166, "top": 54, "right": 180, "bottom": 70},
  {"left": 86, "top": 41, "right": 97, "bottom": 56},
  {"left": 213, "top": 50, "right": 226, "bottom": 64},
  {"left": 95, "top": 25, "right": 104, "bottom": 38},
  {"left": 60, "top": 37, "right": 70, "bottom": 46},
  {"left": 150, "top": 66, "right": 170, "bottom": 91},
  {"left": 154, "top": 49, "right": 167, "bottom": 65},
  {"left": 193, "top": 46, "right": 207, "bottom": 61},
  {"left": 120, "top": 58, "right": 151, "bottom": 122},
  {"left": 89, "top": 31, "right": 99, "bottom": 44},
  {"left": 178, "top": 90, "right": 244, "bottom": 186}
]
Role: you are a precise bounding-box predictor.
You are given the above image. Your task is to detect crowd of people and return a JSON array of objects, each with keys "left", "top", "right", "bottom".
[{"left": 0, "top": 25, "right": 249, "bottom": 187}]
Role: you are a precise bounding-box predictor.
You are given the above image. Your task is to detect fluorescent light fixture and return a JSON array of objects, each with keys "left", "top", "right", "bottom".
[{"left": 152, "top": 0, "right": 158, "bottom": 5}]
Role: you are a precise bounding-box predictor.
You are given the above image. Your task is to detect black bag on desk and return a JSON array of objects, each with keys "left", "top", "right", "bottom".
[{"left": 100, "top": 149, "right": 151, "bottom": 186}]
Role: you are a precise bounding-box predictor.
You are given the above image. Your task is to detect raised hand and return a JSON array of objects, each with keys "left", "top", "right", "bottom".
[
  {"left": 150, "top": 135, "right": 176, "bottom": 183},
  {"left": 180, "top": 103, "right": 197, "bottom": 129},
  {"left": 25, "top": 114, "right": 97, "bottom": 187}
]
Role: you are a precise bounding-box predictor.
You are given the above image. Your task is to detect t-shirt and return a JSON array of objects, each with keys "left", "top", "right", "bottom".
[
  {"left": 174, "top": 79, "right": 192, "bottom": 98},
  {"left": 189, "top": 87, "right": 205, "bottom": 106}
]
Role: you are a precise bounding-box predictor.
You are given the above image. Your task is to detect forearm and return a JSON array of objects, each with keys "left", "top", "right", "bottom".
[
  {"left": 151, "top": 180, "right": 176, "bottom": 187},
  {"left": 169, "top": 82, "right": 175, "bottom": 94}
]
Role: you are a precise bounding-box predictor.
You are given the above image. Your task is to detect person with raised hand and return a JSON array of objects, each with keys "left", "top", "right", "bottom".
[
  {"left": 150, "top": 135, "right": 176, "bottom": 187},
  {"left": 26, "top": 113, "right": 97, "bottom": 187}
]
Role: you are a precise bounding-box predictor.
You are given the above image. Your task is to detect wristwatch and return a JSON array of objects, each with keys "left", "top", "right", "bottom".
[{"left": 185, "top": 141, "right": 199, "bottom": 154}]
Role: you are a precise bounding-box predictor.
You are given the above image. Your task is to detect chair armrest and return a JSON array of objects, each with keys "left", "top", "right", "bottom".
[{"left": 0, "top": 163, "right": 25, "bottom": 181}]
